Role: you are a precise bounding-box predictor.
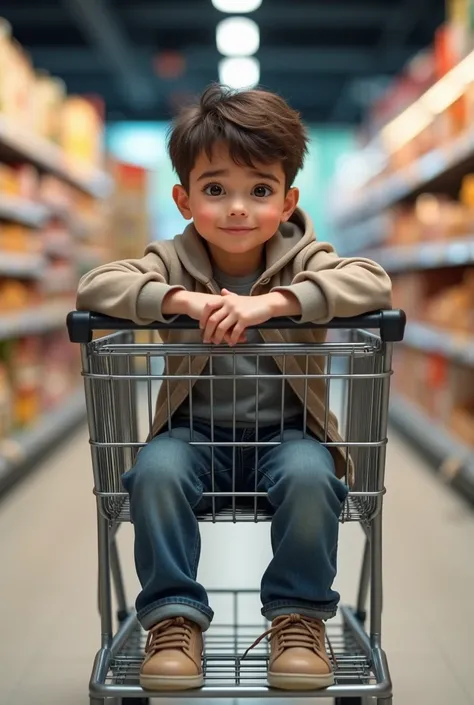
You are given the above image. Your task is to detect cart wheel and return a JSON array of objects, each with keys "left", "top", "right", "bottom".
[
  {"left": 120, "top": 699, "right": 149, "bottom": 704},
  {"left": 335, "top": 698, "right": 363, "bottom": 704}
]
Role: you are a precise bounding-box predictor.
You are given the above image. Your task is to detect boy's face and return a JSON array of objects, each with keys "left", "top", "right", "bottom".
[{"left": 173, "top": 142, "right": 299, "bottom": 262}]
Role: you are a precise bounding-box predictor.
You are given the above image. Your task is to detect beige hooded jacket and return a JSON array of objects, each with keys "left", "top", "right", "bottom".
[{"left": 77, "top": 208, "right": 392, "bottom": 481}]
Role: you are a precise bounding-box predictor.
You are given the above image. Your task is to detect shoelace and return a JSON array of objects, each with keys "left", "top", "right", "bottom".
[
  {"left": 241, "top": 613, "right": 338, "bottom": 667},
  {"left": 145, "top": 616, "right": 192, "bottom": 656}
]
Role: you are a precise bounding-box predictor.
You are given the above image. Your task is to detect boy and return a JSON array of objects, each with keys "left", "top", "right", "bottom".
[{"left": 77, "top": 84, "right": 391, "bottom": 692}]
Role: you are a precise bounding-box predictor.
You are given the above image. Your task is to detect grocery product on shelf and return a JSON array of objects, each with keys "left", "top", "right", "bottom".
[
  {"left": 0, "top": 223, "right": 39, "bottom": 253},
  {"left": 60, "top": 96, "right": 104, "bottom": 173},
  {"left": 0, "top": 355, "right": 13, "bottom": 440},
  {"left": 0, "top": 328, "right": 82, "bottom": 439},
  {"left": 451, "top": 401, "right": 474, "bottom": 446},
  {"left": 0, "top": 21, "right": 34, "bottom": 131},
  {"left": 6, "top": 336, "right": 42, "bottom": 427},
  {"left": 0, "top": 16, "right": 114, "bottom": 482},
  {"left": 384, "top": 255, "right": 474, "bottom": 452},
  {"left": 422, "top": 270, "right": 474, "bottom": 332},
  {"left": 108, "top": 160, "right": 151, "bottom": 260},
  {"left": 32, "top": 71, "right": 66, "bottom": 143},
  {"left": 330, "top": 11, "right": 474, "bottom": 494},
  {"left": 392, "top": 345, "right": 474, "bottom": 448},
  {"left": 383, "top": 177, "right": 474, "bottom": 248},
  {"left": 330, "top": 12, "right": 474, "bottom": 233},
  {"left": 0, "top": 278, "right": 38, "bottom": 312},
  {"left": 41, "top": 330, "right": 80, "bottom": 411}
]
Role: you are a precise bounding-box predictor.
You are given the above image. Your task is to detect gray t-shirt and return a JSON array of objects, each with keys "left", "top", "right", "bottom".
[{"left": 177, "top": 267, "right": 303, "bottom": 428}]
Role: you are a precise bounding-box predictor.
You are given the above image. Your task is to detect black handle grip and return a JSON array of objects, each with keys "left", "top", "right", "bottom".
[{"left": 67, "top": 309, "right": 406, "bottom": 344}]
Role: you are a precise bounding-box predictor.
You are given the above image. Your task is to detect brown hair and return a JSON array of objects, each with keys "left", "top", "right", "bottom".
[{"left": 167, "top": 84, "right": 308, "bottom": 192}]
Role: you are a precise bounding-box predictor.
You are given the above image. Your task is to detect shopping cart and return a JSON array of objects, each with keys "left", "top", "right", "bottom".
[{"left": 67, "top": 308, "right": 405, "bottom": 705}]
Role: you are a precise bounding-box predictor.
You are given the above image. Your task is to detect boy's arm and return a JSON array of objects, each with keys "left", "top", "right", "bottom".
[
  {"left": 271, "top": 243, "right": 392, "bottom": 324},
  {"left": 76, "top": 250, "right": 187, "bottom": 324}
]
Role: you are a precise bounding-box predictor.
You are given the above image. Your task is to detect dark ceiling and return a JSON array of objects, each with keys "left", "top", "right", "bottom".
[{"left": 3, "top": 0, "right": 445, "bottom": 124}]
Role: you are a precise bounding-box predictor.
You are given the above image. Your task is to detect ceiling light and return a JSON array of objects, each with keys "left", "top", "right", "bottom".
[
  {"left": 218, "top": 57, "right": 260, "bottom": 89},
  {"left": 216, "top": 17, "right": 260, "bottom": 56},
  {"left": 212, "top": 0, "right": 262, "bottom": 12}
]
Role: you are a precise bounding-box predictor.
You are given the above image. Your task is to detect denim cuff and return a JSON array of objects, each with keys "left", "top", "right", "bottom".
[
  {"left": 138, "top": 598, "right": 214, "bottom": 632},
  {"left": 262, "top": 600, "right": 338, "bottom": 623}
]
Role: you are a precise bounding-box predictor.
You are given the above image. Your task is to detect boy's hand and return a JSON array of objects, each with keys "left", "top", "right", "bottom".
[
  {"left": 181, "top": 292, "right": 222, "bottom": 322},
  {"left": 187, "top": 292, "right": 246, "bottom": 345},
  {"left": 201, "top": 289, "right": 276, "bottom": 346},
  {"left": 162, "top": 290, "right": 246, "bottom": 345}
]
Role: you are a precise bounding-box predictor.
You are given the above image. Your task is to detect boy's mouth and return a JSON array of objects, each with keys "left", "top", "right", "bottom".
[{"left": 219, "top": 227, "right": 257, "bottom": 233}]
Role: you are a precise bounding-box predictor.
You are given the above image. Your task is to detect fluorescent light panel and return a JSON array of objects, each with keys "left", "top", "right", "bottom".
[
  {"left": 216, "top": 16, "right": 260, "bottom": 56},
  {"left": 218, "top": 57, "right": 260, "bottom": 88},
  {"left": 212, "top": 0, "right": 262, "bottom": 12}
]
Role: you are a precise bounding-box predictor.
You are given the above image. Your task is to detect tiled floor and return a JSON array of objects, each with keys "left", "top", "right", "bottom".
[{"left": 0, "top": 423, "right": 473, "bottom": 705}]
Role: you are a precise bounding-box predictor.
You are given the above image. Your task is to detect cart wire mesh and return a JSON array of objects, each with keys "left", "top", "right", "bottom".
[{"left": 81, "top": 328, "right": 391, "bottom": 525}]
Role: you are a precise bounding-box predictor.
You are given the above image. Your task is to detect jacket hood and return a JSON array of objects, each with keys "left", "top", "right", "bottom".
[{"left": 172, "top": 207, "right": 316, "bottom": 284}]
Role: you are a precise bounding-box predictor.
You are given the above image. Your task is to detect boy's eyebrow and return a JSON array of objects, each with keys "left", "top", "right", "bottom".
[
  {"left": 196, "top": 169, "right": 229, "bottom": 181},
  {"left": 251, "top": 170, "right": 281, "bottom": 184},
  {"left": 196, "top": 168, "right": 281, "bottom": 184}
]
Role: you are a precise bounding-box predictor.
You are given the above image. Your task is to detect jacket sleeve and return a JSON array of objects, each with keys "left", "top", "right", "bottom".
[
  {"left": 272, "top": 243, "right": 392, "bottom": 324},
  {"left": 76, "top": 249, "right": 185, "bottom": 324}
]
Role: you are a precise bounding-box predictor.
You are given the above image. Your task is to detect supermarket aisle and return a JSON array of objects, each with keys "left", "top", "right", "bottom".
[{"left": 1, "top": 423, "right": 474, "bottom": 705}]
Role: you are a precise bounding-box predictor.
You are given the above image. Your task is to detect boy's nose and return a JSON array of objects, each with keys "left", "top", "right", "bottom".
[{"left": 229, "top": 203, "right": 248, "bottom": 217}]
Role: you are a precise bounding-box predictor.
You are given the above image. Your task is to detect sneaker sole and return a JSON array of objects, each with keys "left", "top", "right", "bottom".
[
  {"left": 268, "top": 671, "right": 335, "bottom": 691},
  {"left": 140, "top": 673, "right": 204, "bottom": 691}
]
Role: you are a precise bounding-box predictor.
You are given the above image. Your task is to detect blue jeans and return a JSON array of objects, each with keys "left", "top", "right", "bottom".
[{"left": 122, "top": 419, "right": 349, "bottom": 631}]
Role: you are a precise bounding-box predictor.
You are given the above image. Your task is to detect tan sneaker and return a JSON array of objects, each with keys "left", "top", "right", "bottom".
[
  {"left": 243, "top": 613, "right": 335, "bottom": 691},
  {"left": 139, "top": 616, "right": 204, "bottom": 691}
]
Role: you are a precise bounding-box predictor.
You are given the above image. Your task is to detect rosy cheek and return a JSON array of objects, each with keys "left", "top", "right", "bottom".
[
  {"left": 191, "top": 200, "right": 220, "bottom": 224},
  {"left": 257, "top": 204, "right": 284, "bottom": 230},
  {"left": 198, "top": 205, "right": 218, "bottom": 221}
]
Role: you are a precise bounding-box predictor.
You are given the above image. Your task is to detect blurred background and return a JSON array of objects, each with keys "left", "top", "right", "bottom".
[{"left": 1, "top": 2, "right": 474, "bottom": 704}]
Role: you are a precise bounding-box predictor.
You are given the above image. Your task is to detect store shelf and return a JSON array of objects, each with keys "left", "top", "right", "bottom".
[
  {"left": 44, "top": 236, "right": 75, "bottom": 259},
  {"left": 0, "top": 194, "right": 51, "bottom": 228},
  {"left": 0, "top": 388, "right": 85, "bottom": 494},
  {"left": 403, "top": 322, "right": 474, "bottom": 367},
  {"left": 0, "top": 116, "right": 112, "bottom": 200},
  {"left": 390, "top": 394, "right": 474, "bottom": 504},
  {"left": 41, "top": 270, "right": 76, "bottom": 295},
  {"left": 0, "top": 301, "right": 73, "bottom": 341},
  {"left": 45, "top": 204, "right": 91, "bottom": 240},
  {"left": 333, "top": 129, "right": 474, "bottom": 228},
  {"left": 0, "top": 252, "right": 47, "bottom": 278},
  {"left": 336, "top": 214, "right": 390, "bottom": 255},
  {"left": 364, "top": 236, "right": 474, "bottom": 273},
  {"left": 78, "top": 244, "right": 109, "bottom": 268},
  {"left": 0, "top": 196, "right": 96, "bottom": 239}
]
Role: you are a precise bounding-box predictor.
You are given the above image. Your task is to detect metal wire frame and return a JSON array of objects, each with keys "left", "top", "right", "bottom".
[{"left": 81, "top": 329, "right": 392, "bottom": 525}]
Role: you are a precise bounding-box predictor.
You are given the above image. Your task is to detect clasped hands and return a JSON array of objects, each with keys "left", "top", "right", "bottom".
[
  {"left": 199, "top": 289, "right": 277, "bottom": 346},
  {"left": 164, "top": 288, "right": 300, "bottom": 346}
]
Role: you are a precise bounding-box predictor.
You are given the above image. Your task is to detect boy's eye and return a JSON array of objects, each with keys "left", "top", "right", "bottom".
[
  {"left": 253, "top": 185, "right": 272, "bottom": 197},
  {"left": 204, "top": 183, "right": 224, "bottom": 196}
]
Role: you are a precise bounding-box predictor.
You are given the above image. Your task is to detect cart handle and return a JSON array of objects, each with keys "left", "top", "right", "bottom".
[{"left": 67, "top": 309, "right": 406, "bottom": 344}]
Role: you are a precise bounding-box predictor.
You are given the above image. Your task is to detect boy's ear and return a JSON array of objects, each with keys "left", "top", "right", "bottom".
[
  {"left": 172, "top": 184, "right": 192, "bottom": 220},
  {"left": 280, "top": 187, "right": 299, "bottom": 223}
]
